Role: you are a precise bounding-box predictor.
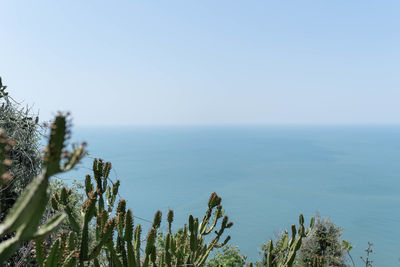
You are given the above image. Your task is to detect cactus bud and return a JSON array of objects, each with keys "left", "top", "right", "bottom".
[
  {"left": 221, "top": 216, "right": 228, "bottom": 228},
  {"left": 189, "top": 215, "right": 194, "bottom": 232},
  {"left": 104, "top": 162, "right": 111, "bottom": 179},
  {"left": 116, "top": 200, "right": 126, "bottom": 214},
  {"left": 222, "top": 235, "right": 231, "bottom": 246},
  {"left": 167, "top": 210, "right": 174, "bottom": 225},
  {"left": 112, "top": 180, "right": 120, "bottom": 196},
  {"left": 208, "top": 192, "right": 221, "bottom": 209},
  {"left": 299, "top": 214, "right": 304, "bottom": 225},
  {"left": 152, "top": 210, "right": 162, "bottom": 229}
]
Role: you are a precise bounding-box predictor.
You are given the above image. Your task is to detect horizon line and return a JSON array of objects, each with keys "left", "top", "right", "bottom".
[{"left": 70, "top": 123, "right": 400, "bottom": 128}]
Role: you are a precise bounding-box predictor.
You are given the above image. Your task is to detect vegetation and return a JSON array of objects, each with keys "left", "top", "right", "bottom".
[
  {"left": 207, "top": 245, "right": 247, "bottom": 267},
  {"left": 0, "top": 78, "right": 42, "bottom": 265},
  {"left": 45, "top": 155, "right": 233, "bottom": 266},
  {"left": 0, "top": 78, "right": 382, "bottom": 266},
  {"left": 0, "top": 78, "right": 41, "bottom": 202},
  {"left": 0, "top": 114, "right": 85, "bottom": 263},
  {"left": 0, "top": 114, "right": 233, "bottom": 266},
  {"left": 296, "top": 217, "right": 348, "bottom": 267},
  {"left": 255, "top": 214, "right": 315, "bottom": 267},
  {"left": 360, "top": 242, "right": 374, "bottom": 267}
]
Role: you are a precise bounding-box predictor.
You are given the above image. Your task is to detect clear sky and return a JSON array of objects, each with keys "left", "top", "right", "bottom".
[{"left": 1, "top": 1, "right": 399, "bottom": 125}]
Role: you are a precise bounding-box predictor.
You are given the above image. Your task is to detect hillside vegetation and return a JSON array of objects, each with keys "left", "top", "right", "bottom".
[{"left": 0, "top": 78, "right": 375, "bottom": 266}]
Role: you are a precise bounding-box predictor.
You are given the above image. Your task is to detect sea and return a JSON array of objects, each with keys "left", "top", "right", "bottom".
[{"left": 58, "top": 125, "right": 400, "bottom": 266}]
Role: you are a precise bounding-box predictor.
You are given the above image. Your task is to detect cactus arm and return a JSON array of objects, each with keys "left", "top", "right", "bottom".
[
  {"left": 285, "top": 237, "right": 302, "bottom": 267},
  {"left": 68, "top": 232, "right": 76, "bottom": 251},
  {"left": 145, "top": 228, "right": 157, "bottom": 257},
  {"left": 44, "top": 239, "right": 60, "bottom": 267},
  {"left": 163, "top": 233, "right": 172, "bottom": 267},
  {"left": 85, "top": 175, "right": 93, "bottom": 196},
  {"left": 266, "top": 240, "right": 274, "bottom": 267},
  {"left": 198, "top": 210, "right": 212, "bottom": 235},
  {"left": 203, "top": 205, "right": 223, "bottom": 235},
  {"left": 33, "top": 212, "right": 66, "bottom": 240},
  {"left": 125, "top": 209, "right": 134, "bottom": 243},
  {"left": 35, "top": 239, "right": 45, "bottom": 267},
  {"left": 127, "top": 242, "right": 137, "bottom": 267},
  {"left": 117, "top": 235, "right": 128, "bottom": 267},
  {"left": 88, "top": 219, "right": 115, "bottom": 261},
  {"left": 43, "top": 116, "right": 67, "bottom": 175},
  {"left": 0, "top": 235, "right": 22, "bottom": 263},
  {"left": 62, "top": 145, "right": 85, "bottom": 172},
  {"left": 134, "top": 224, "right": 142, "bottom": 266},
  {"left": 142, "top": 255, "right": 150, "bottom": 267},
  {"left": 288, "top": 224, "right": 296, "bottom": 246},
  {"left": 79, "top": 191, "right": 97, "bottom": 262},
  {"left": 64, "top": 205, "right": 81, "bottom": 233},
  {"left": 107, "top": 242, "right": 124, "bottom": 267},
  {"left": 150, "top": 246, "right": 157, "bottom": 266},
  {"left": 0, "top": 170, "right": 48, "bottom": 236},
  {"left": 62, "top": 251, "right": 77, "bottom": 267}
]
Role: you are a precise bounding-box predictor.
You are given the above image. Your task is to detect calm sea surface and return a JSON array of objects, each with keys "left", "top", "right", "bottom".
[{"left": 60, "top": 126, "right": 400, "bottom": 266}]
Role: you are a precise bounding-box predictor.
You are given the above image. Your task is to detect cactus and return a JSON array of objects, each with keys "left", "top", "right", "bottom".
[
  {"left": 41, "top": 157, "right": 233, "bottom": 266},
  {"left": 0, "top": 114, "right": 86, "bottom": 264},
  {"left": 312, "top": 255, "right": 326, "bottom": 267},
  {"left": 262, "top": 214, "right": 315, "bottom": 267},
  {"left": 45, "top": 158, "right": 120, "bottom": 266},
  {"left": 111, "top": 191, "right": 232, "bottom": 267}
]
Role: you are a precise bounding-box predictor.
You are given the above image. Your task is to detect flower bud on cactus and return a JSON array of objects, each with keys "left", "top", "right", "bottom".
[{"left": 152, "top": 211, "right": 162, "bottom": 229}]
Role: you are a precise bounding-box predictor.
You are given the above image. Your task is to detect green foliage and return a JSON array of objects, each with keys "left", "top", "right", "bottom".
[
  {"left": 0, "top": 114, "right": 86, "bottom": 264},
  {"left": 207, "top": 245, "right": 247, "bottom": 267},
  {"left": 296, "top": 217, "right": 348, "bottom": 267},
  {"left": 0, "top": 76, "right": 373, "bottom": 267},
  {"left": 258, "top": 214, "right": 315, "bottom": 267},
  {"left": 39, "top": 158, "right": 233, "bottom": 266},
  {"left": 155, "top": 193, "right": 233, "bottom": 267},
  {"left": 0, "top": 77, "right": 42, "bottom": 218},
  {"left": 0, "top": 78, "right": 43, "bottom": 265},
  {"left": 342, "top": 240, "right": 356, "bottom": 267},
  {"left": 43, "top": 158, "right": 117, "bottom": 266}
]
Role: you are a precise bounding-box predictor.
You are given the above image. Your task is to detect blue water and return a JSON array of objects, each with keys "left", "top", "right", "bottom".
[{"left": 60, "top": 126, "right": 400, "bottom": 266}]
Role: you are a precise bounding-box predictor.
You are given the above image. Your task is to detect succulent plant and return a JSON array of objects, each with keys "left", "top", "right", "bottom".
[
  {"left": 261, "top": 214, "right": 315, "bottom": 267},
  {"left": 43, "top": 157, "right": 233, "bottom": 266},
  {"left": 0, "top": 114, "right": 86, "bottom": 264}
]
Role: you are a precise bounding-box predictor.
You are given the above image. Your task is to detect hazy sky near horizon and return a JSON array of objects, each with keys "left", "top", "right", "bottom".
[{"left": 1, "top": 1, "right": 400, "bottom": 125}]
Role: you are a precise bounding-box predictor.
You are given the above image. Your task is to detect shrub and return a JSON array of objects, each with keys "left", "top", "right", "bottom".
[
  {"left": 0, "top": 78, "right": 43, "bottom": 266},
  {"left": 207, "top": 244, "right": 247, "bottom": 267},
  {"left": 297, "top": 216, "right": 348, "bottom": 267},
  {"left": 0, "top": 78, "right": 42, "bottom": 219},
  {"left": 0, "top": 114, "right": 86, "bottom": 265}
]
